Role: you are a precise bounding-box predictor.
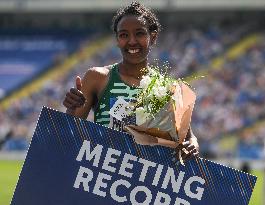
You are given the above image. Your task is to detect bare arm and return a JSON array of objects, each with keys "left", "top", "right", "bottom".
[
  {"left": 71, "top": 69, "right": 97, "bottom": 119},
  {"left": 63, "top": 67, "right": 110, "bottom": 120}
]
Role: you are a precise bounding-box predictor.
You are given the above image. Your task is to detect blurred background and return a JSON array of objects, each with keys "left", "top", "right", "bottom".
[{"left": 0, "top": 0, "right": 264, "bottom": 204}]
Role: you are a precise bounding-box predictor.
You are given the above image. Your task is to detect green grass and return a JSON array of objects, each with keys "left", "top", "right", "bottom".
[
  {"left": 249, "top": 170, "right": 264, "bottom": 205},
  {"left": 0, "top": 160, "right": 23, "bottom": 205},
  {"left": 0, "top": 160, "right": 264, "bottom": 205}
]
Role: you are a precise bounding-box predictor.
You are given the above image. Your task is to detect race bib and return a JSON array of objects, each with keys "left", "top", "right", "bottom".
[{"left": 109, "top": 97, "right": 135, "bottom": 132}]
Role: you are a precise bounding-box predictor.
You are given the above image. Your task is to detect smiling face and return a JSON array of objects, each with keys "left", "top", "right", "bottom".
[{"left": 116, "top": 15, "right": 157, "bottom": 66}]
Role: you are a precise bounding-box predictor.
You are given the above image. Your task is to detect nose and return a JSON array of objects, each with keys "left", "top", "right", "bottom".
[{"left": 128, "top": 34, "right": 137, "bottom": 45}]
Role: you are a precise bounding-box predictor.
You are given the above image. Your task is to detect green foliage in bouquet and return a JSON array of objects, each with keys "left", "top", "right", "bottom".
[{"left": 132, "top": 66, "right": 181, "bottom": 125}]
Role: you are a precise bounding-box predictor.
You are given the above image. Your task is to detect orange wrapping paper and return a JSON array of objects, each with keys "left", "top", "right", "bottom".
[{"left": 125, "top": 81, "right": 196, "bottom": 148}]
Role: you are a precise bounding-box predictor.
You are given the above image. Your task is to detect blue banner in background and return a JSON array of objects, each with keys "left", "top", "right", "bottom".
[{"left": 11, "top": 107, "right": 257, "bottom": 205}]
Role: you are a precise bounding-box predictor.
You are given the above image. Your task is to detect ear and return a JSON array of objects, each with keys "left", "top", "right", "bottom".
[{"left": 150, "top": 31, "right": 158, "bottom": 46}]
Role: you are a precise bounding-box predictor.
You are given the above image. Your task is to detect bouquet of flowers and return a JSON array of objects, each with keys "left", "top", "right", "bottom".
[{"left": 125, "top": 67, "right": 196, "bottom": 148}]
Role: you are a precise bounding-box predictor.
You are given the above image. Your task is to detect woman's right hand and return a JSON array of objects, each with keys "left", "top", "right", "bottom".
[{"left": 63, "top": 76, "right": 86, "bottom": 115}]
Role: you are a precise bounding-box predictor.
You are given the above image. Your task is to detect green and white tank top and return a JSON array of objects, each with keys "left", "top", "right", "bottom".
[{"left": 94, "top": 63, "right": 139, "bottom": 131}]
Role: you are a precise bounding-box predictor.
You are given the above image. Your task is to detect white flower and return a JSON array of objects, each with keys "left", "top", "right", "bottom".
[
  {"left": 135, "top": 107, "right": 150, "bottom": 125},
  {"left": 147, "top": 68, "right": 156, "bottom": 76},
  {"left": 153, "top": 85, "right": 168, "bottom": 99},
  {"left": 139, "top": 75, "right": 152, "bottom": 89},
  {"left": 166, "top": 81, "right": 175, "bottom": 91}
]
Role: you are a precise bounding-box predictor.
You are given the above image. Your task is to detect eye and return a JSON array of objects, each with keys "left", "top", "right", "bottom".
[
  {"left": 136, "top": 31, "right": 147, "bottom": 37},
  {"left": 118, "top": 33, "right": 128, "bottom": 39}
]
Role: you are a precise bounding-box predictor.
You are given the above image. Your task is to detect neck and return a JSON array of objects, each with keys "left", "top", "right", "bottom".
[{"left": 119, "top": 61, "right": 148, "bottom": 79}]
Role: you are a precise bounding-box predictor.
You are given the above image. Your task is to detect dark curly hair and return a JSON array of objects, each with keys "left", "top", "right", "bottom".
[{"left": 112, "top": 1, "right": 161, "bottom": 35}]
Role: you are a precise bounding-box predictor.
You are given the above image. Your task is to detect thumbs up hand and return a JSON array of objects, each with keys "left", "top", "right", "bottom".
[
  {"left": 75, "top": 76, "right": 82, "bottom": 91},
  {"left": 63, "top": 76, "right": 86, "bottom": 115}
]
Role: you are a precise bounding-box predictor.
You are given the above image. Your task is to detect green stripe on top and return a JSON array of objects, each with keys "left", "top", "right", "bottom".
[{"left": 94, "top": 64, "right": 140, "bottom": 127}]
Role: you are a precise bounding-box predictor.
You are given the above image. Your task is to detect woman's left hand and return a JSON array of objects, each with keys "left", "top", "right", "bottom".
[
  {"left": 175, "top": 137, "right": 199, "bottom": 162},
  {"left": 180, "top": 139, "right": 199, "bottom": 161}
]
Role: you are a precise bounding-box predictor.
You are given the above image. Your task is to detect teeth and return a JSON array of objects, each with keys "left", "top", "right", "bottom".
[{"left": 128, "top": 49, "right": 140, "bottom": 54}]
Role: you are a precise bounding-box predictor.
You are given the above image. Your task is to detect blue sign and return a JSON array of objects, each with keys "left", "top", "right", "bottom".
[{"left": 11, "top": 107, "right": 257, "bottom": 205}]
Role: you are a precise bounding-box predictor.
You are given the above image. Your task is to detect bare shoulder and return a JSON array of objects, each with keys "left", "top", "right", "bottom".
[
  {"left": 83, "top": 65, "right": 111, "bottom": 79},
  {"left": 81, "top": 65, "right": 113, "bottom": 96}
]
